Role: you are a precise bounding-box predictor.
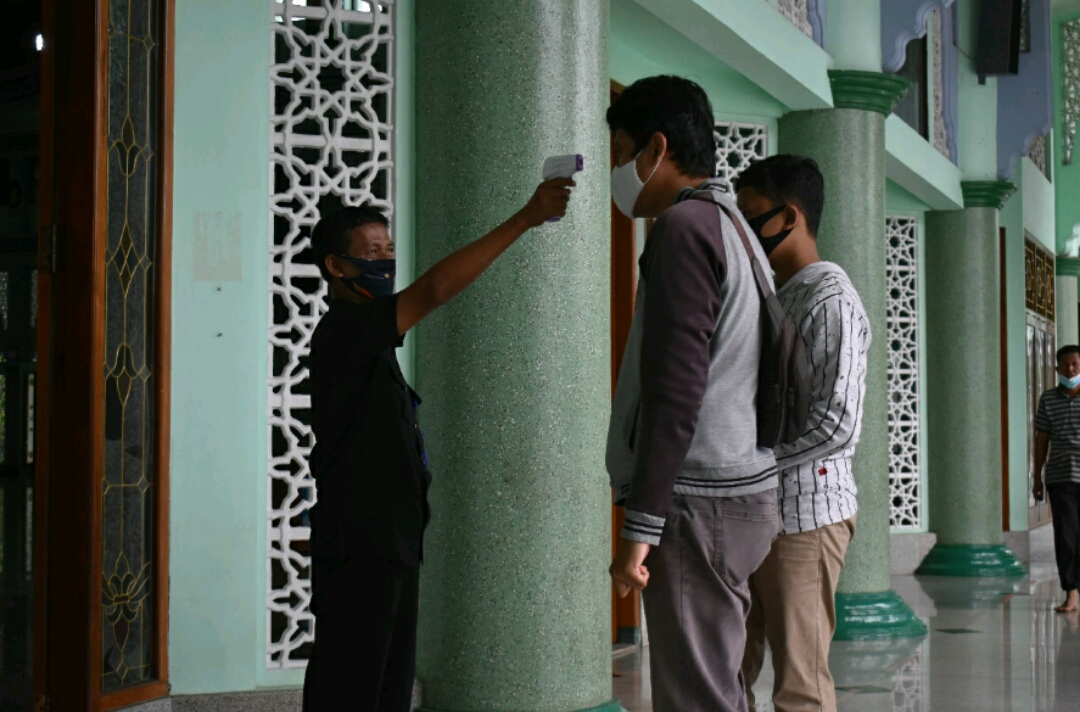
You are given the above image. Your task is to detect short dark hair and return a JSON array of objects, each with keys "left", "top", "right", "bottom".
[
  {"left": 1058, "top": 345, "right": 1080, "bottom": 363},
  {"left": 310, "top": 205, "right": 390, "bottom": 281},
  {"left": 734, "top": 154, "right": 825, "bottom": 237},
  {"left": 606, "top": 75, "right": 717, "bottom": 179}
]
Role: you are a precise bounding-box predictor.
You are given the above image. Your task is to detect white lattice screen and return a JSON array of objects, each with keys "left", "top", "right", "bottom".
[
  {"left": 714, "top": 122, "right": 767, "bottom": 189},
  {"left": 886, "top": 217, "right": 922, "bottom": 530},
  {"left": 268, "top": 0, "right": 395, "bottom": 669}
]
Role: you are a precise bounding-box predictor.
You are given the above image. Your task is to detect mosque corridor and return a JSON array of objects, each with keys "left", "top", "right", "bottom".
[{"left": 614, "top": 525, "right": 1080, "bottom": 712}]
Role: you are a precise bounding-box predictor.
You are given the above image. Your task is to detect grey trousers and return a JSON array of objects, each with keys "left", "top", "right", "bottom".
[{"left": 643, "top": 490, "right": 781, "bottom": 712}]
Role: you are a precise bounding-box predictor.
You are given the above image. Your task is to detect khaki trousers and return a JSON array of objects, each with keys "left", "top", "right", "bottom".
[{"left": 742, "top": 516, "right": 856, "bottom": 712}]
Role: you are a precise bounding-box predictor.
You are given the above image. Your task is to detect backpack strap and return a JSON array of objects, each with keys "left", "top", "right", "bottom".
[{"left": 689, "top": 193, "right": 777, "bottom": 302}]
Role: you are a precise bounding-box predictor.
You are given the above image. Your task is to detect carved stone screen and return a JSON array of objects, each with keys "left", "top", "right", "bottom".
[
  {"left": 778, "top": 0, "right": 813, "bottom": 39},
  {"left": 1064, "top": 19, "right": 1080, "bottom": 165},
  {"left": 713, "top": 122, "right": 767, "bottom": 190},
  {"left": 886, "top": 217, "right": 922, "bottom": 531},
  {"left": 268, "top": 0, "right": 395, "bottom": 669},
  {"left": 101, "top": 0, "right": 162, "bottom": 690}
]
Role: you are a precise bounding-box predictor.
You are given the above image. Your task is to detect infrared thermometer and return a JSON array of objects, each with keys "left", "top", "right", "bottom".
[{"left": 542, "top": 154, "right": 584, "bottom": 221}]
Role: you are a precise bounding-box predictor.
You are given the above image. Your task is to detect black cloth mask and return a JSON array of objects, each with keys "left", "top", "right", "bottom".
[{"left": 747, "top": 205, "right": 793, "bottom": 256}]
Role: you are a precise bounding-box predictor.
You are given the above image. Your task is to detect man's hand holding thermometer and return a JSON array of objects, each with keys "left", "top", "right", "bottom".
[{"left": 540, "top": 154, "right": 584, "bottom": 222}]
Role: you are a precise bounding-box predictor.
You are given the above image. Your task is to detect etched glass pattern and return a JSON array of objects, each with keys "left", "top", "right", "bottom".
[
  {"left": 777, "top": 0, "right": 813, "bottom": 39},
  {"left": 931, "top": 9, "right": 949, "bottom": 159},
  {"left": 101, "top": 0, "right": 160, "bottom": 690},
  {"left": 1025, "top": 239, "right": 1056, "bottom": 321},
  {"left": 269, "top": 0, "right": 395, "bottom": 669},
  {"left": 1064, "top": 20, "right": 1080, "bottom": 164},
  {"left": 886, "top": 217, "right": 921, "bottom": 530},
  {"left": 713, "top": 122, "right": 767, "bottom": 191}
]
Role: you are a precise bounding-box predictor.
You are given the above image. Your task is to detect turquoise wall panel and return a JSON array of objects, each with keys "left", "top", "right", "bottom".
[{"left": 170, "top": 0, "right": 270, "bottom": 694}]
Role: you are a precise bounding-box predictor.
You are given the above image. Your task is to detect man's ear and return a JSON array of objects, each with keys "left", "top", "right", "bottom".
[
  {"left": 647, "top": 131, "right": 668, "bottom": 165},
  {"left": 325, "top": 254, "right": 345, "bottom": 279},
  {"left": 783, "top": 204, "right": 801, "bottom": 232}
]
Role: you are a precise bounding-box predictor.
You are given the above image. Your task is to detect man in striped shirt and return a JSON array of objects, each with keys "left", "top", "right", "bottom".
[
  {"left": 735, "top": 155, "right": 869, "bottom": 712},
  {"left": 1034, "top": 344, "right": 1080, "bottom": 613}
]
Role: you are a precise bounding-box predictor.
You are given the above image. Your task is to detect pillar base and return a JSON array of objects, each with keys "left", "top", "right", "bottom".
[
  {"left": 914, "top": 544, "right": 1027, "bottom": 577},
  {"left": 833, "top": 591, "right": 928, "bottom": 641},
  {"left": 419, "top": 701, "right": 623, "bottom": 712}
]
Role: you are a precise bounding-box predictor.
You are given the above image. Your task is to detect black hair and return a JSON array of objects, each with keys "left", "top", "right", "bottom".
[
  {"left": 606, "top": 75, "right": 717, "bottom": 179},
  {"left": 734, "top": 154, "right": 825, "bottom": 237},
  {"left": 1058, "top": 345, "right": 1080, "bottom": 363},
  {"left": 310, "top": 205, "right": 390, "bottom": 281}
]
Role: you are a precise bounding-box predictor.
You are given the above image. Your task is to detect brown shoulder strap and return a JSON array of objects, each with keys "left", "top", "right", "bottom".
[{"left": 689, "top": 194, "right": 776, "bottom": 301}]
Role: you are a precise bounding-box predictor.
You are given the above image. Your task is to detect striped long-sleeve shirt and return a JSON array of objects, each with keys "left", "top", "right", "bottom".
[{"left": 772, "top": 261, "right": 870, "bottom": 534}]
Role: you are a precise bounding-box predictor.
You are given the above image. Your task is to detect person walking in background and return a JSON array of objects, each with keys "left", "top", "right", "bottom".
[
  {"left": 1034, "top": 344, "right": 1080, "bottom": 614},
  {"left": 735, "top": 155, "right": 869, "bottom": 712}
]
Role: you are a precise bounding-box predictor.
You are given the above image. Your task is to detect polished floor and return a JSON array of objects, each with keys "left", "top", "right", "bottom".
[{"left": 613, "top": 525, "right": 1080, "bottom": 712}]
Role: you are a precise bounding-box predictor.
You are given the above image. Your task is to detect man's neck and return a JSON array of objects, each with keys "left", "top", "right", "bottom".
[
  {"left": 1064, "top": 383, "right": 1080, "bottom": 399},
  {"left": 771, "top": 238, "right": 822, "bottom": 288},
  {"left": 641, "top": 175, "right": 710, "bottom": 224}
]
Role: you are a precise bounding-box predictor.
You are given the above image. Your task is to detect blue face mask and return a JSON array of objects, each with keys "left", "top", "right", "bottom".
[
  {"left": 1061, "top": 373, "right": 1080, "bottom": 390},
  {"left": 337, "top": 255, "right": 396, "bottom": 299}
]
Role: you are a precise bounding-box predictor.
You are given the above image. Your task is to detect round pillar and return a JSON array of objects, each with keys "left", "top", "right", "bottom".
[
  {"left": 779, "top": 72, "right": 926, "bottom": 639},
  {"left": 1056, "top": 273, "right": 1079, "bottom": 347},
  {"left": 413, "top": 2, "right": 615, "bottom": 711},
  {"left": 917, "top": 183, "right": 1026, "bottom": 577}
]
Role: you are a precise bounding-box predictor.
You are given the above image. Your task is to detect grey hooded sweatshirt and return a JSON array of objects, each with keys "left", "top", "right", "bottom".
[{"left": 607, "top": 181, "right": 778, "bottom": 546}]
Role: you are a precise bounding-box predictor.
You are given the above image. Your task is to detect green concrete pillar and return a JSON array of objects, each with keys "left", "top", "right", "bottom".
[
  {"left": 917, "top": 183, "right": 1026, "bottom": 577},
  {"left": 413, "top": 3, "right": 615, "bottom": 711},
  {"left": 1056, "top": 274, "right": 1079, "bottom": 347},
  {"left": 779, "top": 72, "right": 925, "bottom": 640}
]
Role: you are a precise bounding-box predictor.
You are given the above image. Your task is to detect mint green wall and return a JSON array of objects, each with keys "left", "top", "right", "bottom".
[
  {"left": 170, "top": 0, "right": 270, "bottom": 694},
  {"left": 1000, "top": 188, "right": 1032, "bottom": 532},
  {"left": 1054, "top": 13, "right": 1080, "bottom": 253},
  {"left": 956, "top": 1, "right": 999, "bottom": 180},
  {"left": 886, "top": 180, "right": 931, "bottom": 534},
  {"left": 827, "top": 0, "right": 882, "bottom": 70},
  {"left": 611, "top": 0, "right": 785, "bottom": 129},
  {"left": 396, "top": 0, "right": 417, "bottom": 383},
  {"left": 1023, "top": 158, "right": 1057, "bottom": 253},
  {"left": 169, "top": 0, "right": 417, "bottom": 693}
]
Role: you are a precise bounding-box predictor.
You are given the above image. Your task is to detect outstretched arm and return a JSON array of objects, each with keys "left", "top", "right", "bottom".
[{"left": 395, "top": 178, "right": 574, "bottom": 335}]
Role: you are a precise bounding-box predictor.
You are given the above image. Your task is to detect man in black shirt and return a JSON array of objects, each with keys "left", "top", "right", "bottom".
[{"left": 303, "top": 178, "right": 574, "bottom": 712}]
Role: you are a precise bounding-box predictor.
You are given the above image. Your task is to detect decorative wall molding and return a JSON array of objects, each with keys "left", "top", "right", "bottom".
[
  {"left": 1028, "top": 132, "right": 1049, "bottom": 179},
  {"left": 828, "top": 71, "right": 911, "bottom": 115},
  {"left": 713, "top": 122, "right": 768, "bottom": 190},
  {"left": 778, "top": 0, "right": 826, "bottom": 47},
  {"left": 940, "top": 5, "right": 960, "bottom": 163},
  {"left": 1063, "top": 18, "right": 1080, "bottom": 164},
  {"left": 997, "top": 0, "right": 1053, "bottom": 180},
  {"left": 931, "top": 9, "right": 948, "bottom": 159},
  {"left": 961, "top": 180, "right": 1017, "bottom": 210},
  {"left": 881, "top": 0, "right": 956, "bottom": 73},
  {"left": 268, "top": 0, "right": 396, "bottom": 669},
  {"left": 886, "top": 217, "right": 922, "bottom": 531}
]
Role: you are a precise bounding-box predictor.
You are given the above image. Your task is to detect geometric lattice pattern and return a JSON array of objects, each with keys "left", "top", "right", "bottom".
[
  {"left": 891, "top": 644, "right": 925, "bottom": 712},
  {"left": 1025, "top": 238, "right": 1055, "bottom": 321},
  {"left": 1028, "top": 133, "right": 1049, "bottom": 180},
  {"left": 268, "top": 0, "right": 395, "bottom": 669},
  {"left": 778, "top": 0, "right": 813, "bottom": 39},
  {"left": 931, "top": 9, "right": 949, "bottom": 160},
  {"left": 101, "top": 0, "right": 161, "bottom": 690},
  {"left": 1063, "top": 19, "right": 1080, "bottom": 165},
  {"left": 886, "top": 217, "right": 922, "bottom": 530},
  {"left": 714, "top": 122, "right": 767, "bottom": 191}
]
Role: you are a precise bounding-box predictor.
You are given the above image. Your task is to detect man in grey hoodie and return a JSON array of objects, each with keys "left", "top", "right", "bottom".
[{"left": 607, "top": 75, "right": 781, "bottom": 712}]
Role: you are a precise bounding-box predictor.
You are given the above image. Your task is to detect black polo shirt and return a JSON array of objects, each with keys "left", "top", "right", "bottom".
[
  {"left": 309, "top": 295, "right": 431, "bottom": 567},
  {"left": 1036, "top": 386, "right": 1080, "bottom": 485}
]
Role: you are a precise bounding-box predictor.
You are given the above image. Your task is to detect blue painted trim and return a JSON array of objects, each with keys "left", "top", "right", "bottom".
[
  {"left": 808, "top": 0, "right": 827, "bottom": 49},
  {"left": 881, "top": 0, "right": 957, "bottom": 73},
  {"left": 998, "top": 0, "right": 1053, "bottom": 181},
  {"left": 942, "top": 3, "right": 959, "bottom": 164}
]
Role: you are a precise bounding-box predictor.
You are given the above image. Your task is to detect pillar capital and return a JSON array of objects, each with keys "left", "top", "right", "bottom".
[
  {"left": 827, "top": 70, "right": 910, "bottom": 115},
  {"left": 1058, "top": 256, "right": 1080, "bottom": 278},
  {"left": 960, "top": 180, "right": 1017, "bottom": 210}
]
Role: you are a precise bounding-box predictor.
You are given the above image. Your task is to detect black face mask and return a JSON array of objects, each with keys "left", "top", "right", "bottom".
[
  {"left": 336, "top": 255, "right": 396, "bottom": 298},
  {"left": 746, "top": 205, "right": 793, "bottom": 256}
]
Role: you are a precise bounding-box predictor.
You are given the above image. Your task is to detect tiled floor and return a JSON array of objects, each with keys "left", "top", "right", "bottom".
[{"left": 613, "top": 525, "right": 1080, "bottom": 712}]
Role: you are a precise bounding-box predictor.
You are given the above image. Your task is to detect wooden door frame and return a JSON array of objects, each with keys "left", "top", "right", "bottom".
[
  {"left": 34, "top": 0, "right": 173, "bottom": 709},
  {"left": 609, "top": 80, "right": 641, "bottom": 643}
]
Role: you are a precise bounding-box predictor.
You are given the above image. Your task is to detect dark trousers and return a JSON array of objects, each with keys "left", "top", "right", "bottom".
[
  {"left": 302, "top": 555, "right": 419, "bottom": 712},
  {"left": 642, "top": 490, "right": 780, "bottom": 712},
  {"left": 1049, "top": 483, "right": 1080, "bottom": 592}
]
